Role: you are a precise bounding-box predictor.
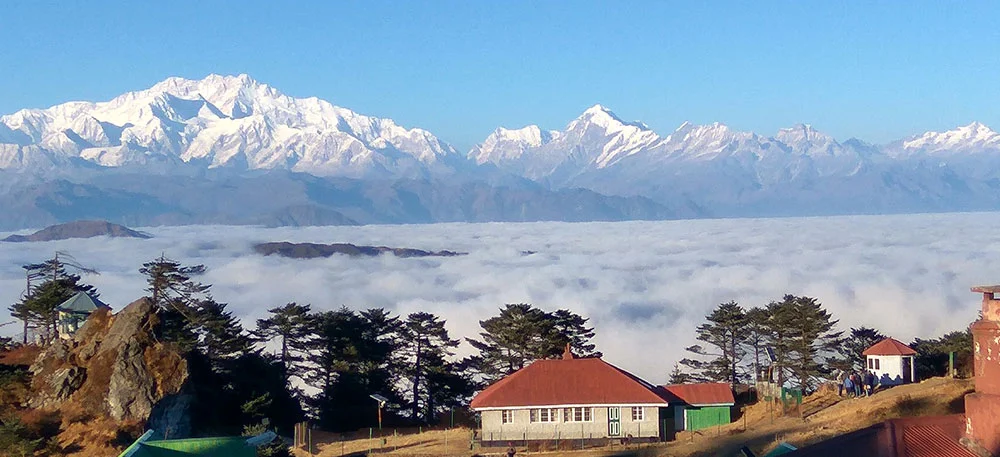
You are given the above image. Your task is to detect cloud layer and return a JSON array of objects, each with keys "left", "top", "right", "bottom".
[{"left": 1, "top": 213, "right": 996, "bottom": 383}]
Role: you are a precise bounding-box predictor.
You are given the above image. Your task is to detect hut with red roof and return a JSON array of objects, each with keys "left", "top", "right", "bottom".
[
  {"left": 863, "top": 337, "right": 917, "bottom": 386},
  {"left": 470, "top": 345, "right": 672, "bottom": 445},
  {"left": 469, "top": 345, "right": 734, "bottom": 445}
]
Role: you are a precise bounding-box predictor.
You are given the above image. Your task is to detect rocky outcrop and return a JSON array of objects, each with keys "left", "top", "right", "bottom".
[{"left": 28, "top": 298, "right": 189, "bottom": 431}]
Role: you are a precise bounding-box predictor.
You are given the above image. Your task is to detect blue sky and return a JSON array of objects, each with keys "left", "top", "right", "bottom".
[{"left": 1, "top": 1, "right": 998, "bottom": 150}]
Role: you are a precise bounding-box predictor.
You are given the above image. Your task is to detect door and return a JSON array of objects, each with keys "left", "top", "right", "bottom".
[
  {"left": 607, "top": 407, "right": 621, "bottom": 437},
  {"left": 902, "top": 357, "right": 912, "bottom": 383},
  {"left": 659, "top": 407, "right": 676, "bottom": 441}
]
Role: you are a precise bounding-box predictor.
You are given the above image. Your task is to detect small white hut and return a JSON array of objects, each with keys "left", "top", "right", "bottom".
[{"left": 863, "top": 337, "right": 917, "bottom": 386}]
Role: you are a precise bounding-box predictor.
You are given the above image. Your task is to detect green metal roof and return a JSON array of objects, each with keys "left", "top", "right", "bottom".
[
  {"left": 118, "top": 430, "right": 276, "bottom": 457},
  {"left": 57, "top": 291, "right": 108, "bottom": 314},
  {"left": 131, "top": 437, "right": 256, "bottom": 457}
]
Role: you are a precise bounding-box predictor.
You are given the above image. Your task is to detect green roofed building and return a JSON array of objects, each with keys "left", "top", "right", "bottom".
[
  {"left": 56, "top": 291, "right": 110, "bottom": 338},
  {"left": 118, "top": 430, "right": 279, "bottom": 457}
]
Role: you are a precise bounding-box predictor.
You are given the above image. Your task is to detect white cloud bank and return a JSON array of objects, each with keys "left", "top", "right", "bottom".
[{"left": 1, "top": 212, "right": 997, "bottom": 383}]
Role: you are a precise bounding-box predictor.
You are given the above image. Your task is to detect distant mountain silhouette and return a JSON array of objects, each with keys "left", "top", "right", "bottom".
[
  {"left": 2, "top": 220, "right": 151, "bottom": 242},
  {"left": 253, "top": 241, "right": 465, "bottom": 259}
]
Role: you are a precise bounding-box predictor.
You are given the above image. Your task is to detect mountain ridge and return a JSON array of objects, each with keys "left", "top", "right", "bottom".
[{"left": 2, "top": 74, "right": 1000, "bottom": 228}]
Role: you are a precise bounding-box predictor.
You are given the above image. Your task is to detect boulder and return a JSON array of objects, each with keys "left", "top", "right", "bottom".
[
  {"left": 28, "top": 297, "right": 190, "bottom": 427},
  {"left": 107, "top": 337, "right": 156, "bottom": 421}
]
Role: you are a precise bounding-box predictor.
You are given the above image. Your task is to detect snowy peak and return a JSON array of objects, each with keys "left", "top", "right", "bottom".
[
  {"left": 0, "top": 74, "right": 462, "bottom": 177},
  {"left": 468, "top": 125, "right": 559, "bottom": 166},
  {"left": 491, "top": 125, "right": 557, "bottom": 147},
  {"left": 568, "top": 104, "right": 651, "bottom": 132},
  {"left": 775, "top": 124, "right": 834, "bottom": 146},
  {"left": 901, "top": 122, "right": 1000, "bottom": 153},
  {"left": 665, "top": 121, "right": 755, "bottom": 150}
]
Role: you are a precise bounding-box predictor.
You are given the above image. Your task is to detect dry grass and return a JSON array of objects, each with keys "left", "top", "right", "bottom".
[
  {"left": 296, "top": 427, "right": 477, "bottom": 457},
  {"left": 294, "top": 377, "right": 974, "bottom": 457}
]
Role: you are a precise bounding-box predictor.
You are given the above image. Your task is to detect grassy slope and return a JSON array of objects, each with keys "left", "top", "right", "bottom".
[{"left": 294, "top": 377, "right": 973, "bottom": 457}]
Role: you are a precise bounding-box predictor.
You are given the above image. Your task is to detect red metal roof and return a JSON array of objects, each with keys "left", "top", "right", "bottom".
[
  {"left": 863, "top": 337, "right": 918, "bottom": 356},
  {"left": 469, "top": 357, "right": 669, "bottom": 409},
  {"left": 783, "top": 414, "right": 973, "bottom": 457},
  {"left": 660, "top": 383, "right": 735, "bottom": 406}
]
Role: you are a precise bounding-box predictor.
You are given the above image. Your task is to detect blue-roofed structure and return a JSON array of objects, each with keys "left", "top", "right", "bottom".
[{"left": 56, "top": 291, "right": 109, "bottom": 338}]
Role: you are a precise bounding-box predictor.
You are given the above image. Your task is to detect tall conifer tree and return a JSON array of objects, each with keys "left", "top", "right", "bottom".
[{"left": 679, "top": 301, "right": 747, "bottom": 387}]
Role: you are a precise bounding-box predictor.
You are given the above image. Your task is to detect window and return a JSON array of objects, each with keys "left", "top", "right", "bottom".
[
  {"left": 631, "top": 407, "right": 644, "bottom": 421},
  {"left": 529, "top": 408, "right": 557, "bottom": 423},
  {"left": 874, "top": 358, "right": 880, "bottom": 370},
  {"left": 563, "top": 407, "right": 592, "bottom": 422},
  {"left": 501, "top": 410, "right": 513, "bottom": 424},
  {"left": 868, "top": 358, "right": 873, "bottom": 369}
]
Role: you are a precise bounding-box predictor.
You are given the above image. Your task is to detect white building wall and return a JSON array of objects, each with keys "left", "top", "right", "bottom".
[
  {"left": 479, "top": 406, "right": 660, "bottom": 441},
  {"left": 866, "top": 355, "right": 914, "bottom": 385}
]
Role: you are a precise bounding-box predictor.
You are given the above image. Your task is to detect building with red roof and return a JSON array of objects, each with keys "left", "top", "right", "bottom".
[
  {"left": 660, "top": 383, "right": 736, "bottom": 432},
  {"left": 470, "top": 345, "right": 734, "bottom": 445},
  {"left": 864, "top": 337, "right": 918, "bottom": 386},
  {"left": 776, "top": 285, "right": 1000, "bottom": 456}
]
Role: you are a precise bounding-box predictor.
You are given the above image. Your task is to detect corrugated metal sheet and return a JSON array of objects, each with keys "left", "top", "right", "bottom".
[
  {"left": 900, "top": 424, "right": 974, "bottom": 457},
  {"left": 661, "top": 383, "right": 735, "bottom": 406},
  {"left": 782, "top": 414, "right": 974, "bottom": 457},
  {"left": 470, "top": 358, "right": 668, "bottom": 409},
  {"left": 685, "top": 405, "right": 731, "bottom": 431},
  {"left": 863, "top": 338, "right": 917, "bottom": 356},
  {"left": 129, "top": 437, "right": 255, "bottom": 457}
]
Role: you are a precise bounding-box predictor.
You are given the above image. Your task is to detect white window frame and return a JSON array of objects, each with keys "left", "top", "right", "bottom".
[
  {"left": 501, "top": 410, "right": 513, "bottom": 424},
  {"left": 529, "top": 408, "right": 558, "bottom": 423},
  {"left": 631, "top": 406, "right": 645, "bottom": 421},
  {"left": 563, "top": 407, "right": 593, "bottom": 422}
]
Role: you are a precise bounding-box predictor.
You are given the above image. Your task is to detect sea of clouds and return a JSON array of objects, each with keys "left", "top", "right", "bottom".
[{"left": 1, "top": 212, "right": 997, "bottom": 383}]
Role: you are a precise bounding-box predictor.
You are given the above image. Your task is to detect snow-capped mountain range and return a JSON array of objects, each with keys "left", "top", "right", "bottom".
[
  {"left": 2, "top": 73, "right": 1000, "bottom": 227},
  {"left": 0, "top": 74, "right": 464, "bottom": 178}
]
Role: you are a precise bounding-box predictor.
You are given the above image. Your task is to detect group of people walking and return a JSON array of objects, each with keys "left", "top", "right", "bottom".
[{"left": 836, "top": 369, "right": 878, "bottom": 398}]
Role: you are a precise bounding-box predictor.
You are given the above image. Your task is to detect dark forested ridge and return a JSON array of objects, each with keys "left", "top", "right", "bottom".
[
  {"left": 253, "top": 242, "right": 466, "bottom": 259},
  {"left": 2, "top": 220, "right": 151, "bottom": 242}
]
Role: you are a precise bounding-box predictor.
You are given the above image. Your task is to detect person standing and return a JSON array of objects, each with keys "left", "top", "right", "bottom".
[
  {"left": 835, "top": 369, "right": 847, "bottom": 397},
  {"left": 866, "top": 371, "right": 876, "bottom": 396},
  {"left": 844, "top": 375, "right": 854, "bottom": 398},
  {"left": 851, "top": 372, "right": 862, "bottom": 397}
]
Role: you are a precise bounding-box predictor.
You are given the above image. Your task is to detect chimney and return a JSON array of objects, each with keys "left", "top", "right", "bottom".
[
  {"left": 963, "top": 286, "right": 1000, "bottom": 455},
  {"left": 562, "top": 343, "right": 575, "bottom": 360}
]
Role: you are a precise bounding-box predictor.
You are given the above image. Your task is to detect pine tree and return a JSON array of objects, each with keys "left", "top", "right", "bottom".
[
  {"left": 667, "top": 363, "right": 695, "bottom": 384},
  {"left": 550, "top": 309, "right": 602, "bottom": 358},
  {"left": 139, "top": 255, "right": 210, "bottom": 313},
  {"left": 767, "top": 295, "right": 843, "bottom": 392},
  {"left": 842, "top": 327, "right": 886, "bottom": 371},
  {"left": 8, "top": 254, "right": 99, "bottom": 343},
  {"left": 466, "top": 304, "right": 598, "bottom": 384},
  {"left": 255, "top": 303, "right": 313, "bottom": 382},
  {"left": 194, "top": 299, "right": 254, "bottom": 364},
  {"left": 356, "top": 308, "right": 404, "bottom": 416},
  {"left": 400, "top": 312, "right": 460, "bottom": 423},
  {"left": 303, "top": 308, "right": 401, "bottom": 431},
  {"left": 139, "top": 255, "right": 212, "bottom": 350},
  {"left": 679, "top": 301, "right": 747, "bottom": 387},
  {"left": 744, "top": 307, "right": 771, "bottom": 382}
]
